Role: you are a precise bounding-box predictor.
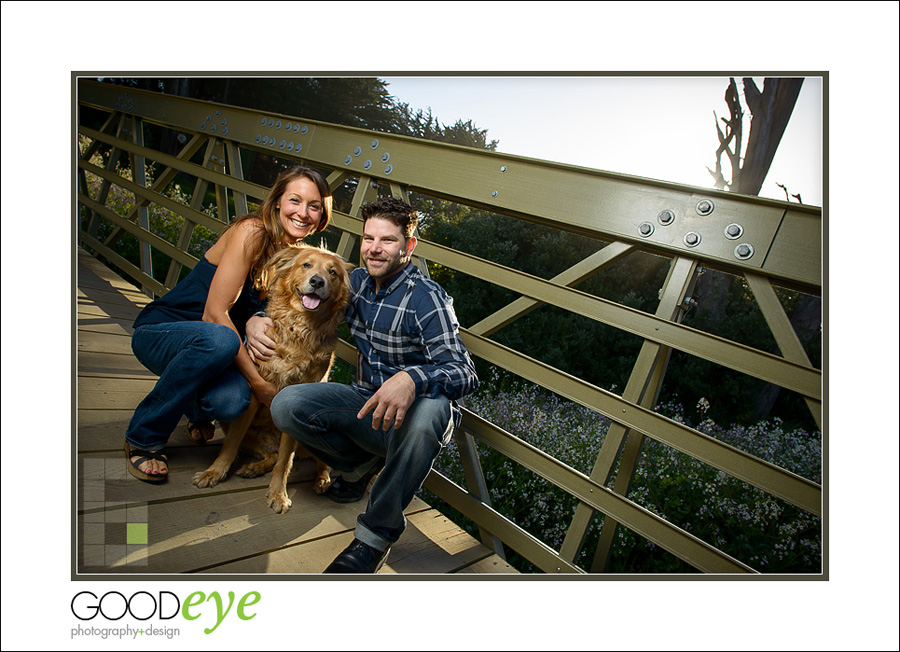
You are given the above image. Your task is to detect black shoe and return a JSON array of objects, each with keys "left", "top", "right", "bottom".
[
  {"left": 324, "top": 539, "right": 390, "bottom": 573},
  {"left": 325, "top": 463, "right": 383, "bottom": 504}
]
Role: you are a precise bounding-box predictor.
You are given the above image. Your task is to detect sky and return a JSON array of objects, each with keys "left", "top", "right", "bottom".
[
  {"left": 381, "top": 75, "right": 823, "bottom": 206},
  {"left": 1, "top": 2, "right": 898, "bottom": 651}
]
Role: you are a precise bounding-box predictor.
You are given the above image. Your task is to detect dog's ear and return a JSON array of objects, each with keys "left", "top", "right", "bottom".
[{"left": 263, "top": 245, "right": 304, "bottom": 289}]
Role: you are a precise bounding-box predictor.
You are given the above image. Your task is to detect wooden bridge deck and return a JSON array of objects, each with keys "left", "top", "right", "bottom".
[{"left": 75, "top": 247, "right": 516, "bottom": 576}]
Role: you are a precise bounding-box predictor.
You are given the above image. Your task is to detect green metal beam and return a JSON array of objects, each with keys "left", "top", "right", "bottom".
[
  {"left": 330, "top": 211, "right": 821, "bottom": 402},
  {"left": 77, "top": 79, "right": 821, "bottom": 292}
]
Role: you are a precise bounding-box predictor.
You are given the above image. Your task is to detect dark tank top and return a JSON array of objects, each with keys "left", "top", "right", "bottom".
[{"left": 132, "top": 257, "right": 263, "bottom": 339}]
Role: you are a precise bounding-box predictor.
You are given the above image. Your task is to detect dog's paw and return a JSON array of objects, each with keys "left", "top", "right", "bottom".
[
  {"left": 192, "top": 469, "right": 226, "bottom": 488},
  {"left": 266, "top": 489, "right": 292, "bottom": 514},
  {"left": 234, "top": 462, "right": 265, "bottom": 478},
  {"left": 313, "top": 473, "right": 334, "bottom": 495}
]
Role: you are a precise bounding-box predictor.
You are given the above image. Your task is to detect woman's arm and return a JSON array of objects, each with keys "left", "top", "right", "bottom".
[{"left": 202, "top": 219, "right": 278, "bottom": 406}]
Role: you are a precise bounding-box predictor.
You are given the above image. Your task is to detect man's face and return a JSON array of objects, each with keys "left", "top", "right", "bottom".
[{"left": 360, "top": 216, "right": 415, "bottom": 290}]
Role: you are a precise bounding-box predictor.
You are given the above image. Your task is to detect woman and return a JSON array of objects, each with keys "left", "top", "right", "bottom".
[{"left": 124, "top": 165, "right": 331, "bottom": 482}]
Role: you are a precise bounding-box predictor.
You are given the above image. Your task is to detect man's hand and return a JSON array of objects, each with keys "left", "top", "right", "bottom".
[
  {"left": 246, "top": 315, "right": 275, "bottom": 362},
  {"left": 358, "top": 371, "right": 416, "bottom": 431}
]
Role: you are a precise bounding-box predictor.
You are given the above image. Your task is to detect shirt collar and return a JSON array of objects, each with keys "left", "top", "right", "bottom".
[{"left": 366, "top": 261, "right": 416, "bottom": 297}]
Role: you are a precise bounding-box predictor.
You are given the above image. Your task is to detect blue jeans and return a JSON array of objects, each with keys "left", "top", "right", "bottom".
[
  {"left": 271, "top": 383, "right": 454, "bottom": 551},
  {"left": 125, "top": 321, "right": 251, "bottom": 452}
]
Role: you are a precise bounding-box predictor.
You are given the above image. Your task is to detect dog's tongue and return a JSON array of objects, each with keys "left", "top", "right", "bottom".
[{"left": 302, "top": 294, "right": 321, "bottom": 310}]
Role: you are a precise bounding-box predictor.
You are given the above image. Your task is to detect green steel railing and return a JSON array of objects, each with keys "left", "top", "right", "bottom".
[{"left": 76, "top": 78, "right": 822, "bottom": 574}]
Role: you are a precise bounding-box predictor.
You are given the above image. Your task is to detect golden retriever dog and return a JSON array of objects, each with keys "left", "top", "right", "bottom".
[{"left": 192, "top": 244, "right": 352, "bottom": 514}]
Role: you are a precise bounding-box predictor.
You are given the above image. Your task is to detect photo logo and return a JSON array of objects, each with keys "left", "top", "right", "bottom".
[{"left": 70, "top": 590, "right": 260, "bottom": 636}]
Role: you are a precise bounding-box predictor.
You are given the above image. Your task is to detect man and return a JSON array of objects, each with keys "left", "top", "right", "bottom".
[{"left": 268, "top": 197, "right": 479, "bottom": 573}]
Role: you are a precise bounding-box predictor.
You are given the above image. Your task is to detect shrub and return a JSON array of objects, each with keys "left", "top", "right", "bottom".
[{"left": 425, "top": 369, "right": 822, "bottom": 573}]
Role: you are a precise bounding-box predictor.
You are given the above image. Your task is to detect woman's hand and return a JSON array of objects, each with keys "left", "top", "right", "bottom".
[
  {"left": 246, "top": 315, "right": 276, "bottom": 362},
  {"left": 252, "top": 379, "right": 279, "bottom": 408}
]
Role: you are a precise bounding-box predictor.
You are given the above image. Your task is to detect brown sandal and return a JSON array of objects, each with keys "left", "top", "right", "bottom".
[
  {"left": 124, "top": 441, "right": 168, "bottom": 483},
  {"left": 186, "top": 420, "right": 215, "bottom": 444}
]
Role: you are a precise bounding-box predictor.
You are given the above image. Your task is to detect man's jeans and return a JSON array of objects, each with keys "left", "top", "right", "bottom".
[
  {"left": 271, "top": 383, "right": 454, "bottom": 552},
  {"left": 125, "top": 321, "right": 251, "bottom": 452}
]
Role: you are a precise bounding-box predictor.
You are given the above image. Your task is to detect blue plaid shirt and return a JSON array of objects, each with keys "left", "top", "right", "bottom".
[{"left": 347, "top": 262, "right": 479, "bottom": 423}]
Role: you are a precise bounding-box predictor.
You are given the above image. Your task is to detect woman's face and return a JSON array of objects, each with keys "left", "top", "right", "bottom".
[{"left": 277, "top": 176, "right": 324, "bottom": 245}]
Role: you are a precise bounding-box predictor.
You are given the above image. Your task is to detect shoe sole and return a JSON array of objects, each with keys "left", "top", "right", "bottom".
[{"left": 124, "top": 442, "right": 168, "bottom": 483}]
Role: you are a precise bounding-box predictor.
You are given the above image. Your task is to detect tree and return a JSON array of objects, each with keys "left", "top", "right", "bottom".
[
  {"left": 697, "top": 77, "right": 820, "bottom": 423},
  {"left": 707, "top": 77, "right": 804, "bottom": 194}
]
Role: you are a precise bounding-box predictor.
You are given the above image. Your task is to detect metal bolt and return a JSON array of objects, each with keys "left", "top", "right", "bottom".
[
  {"left": 200, "top": 122, "right": 206, "bottom": 130},
  {"left": 344, "top": 155, "right": 353, "bottom": 165},
  {"left": 267, "top": 119, "right": 275, "bottom": 127},
  {"left": 657, "top": 209, "right": 675, "bottom": 225},
  {"left": 279, "top": 139, "right": 286, "bottom": 148},
  {"left": 696, "top": 199, "right": 715, "bottom": 215},
  {"left": 363, "top": 160, "right": 372, "bottom": 170},
  {"left": 725, "top": 223, "right": 743, "bottom": 239},
  {"left": 261, "top": 136, "right": 269, "bottom": 145},
  {"left": 353, "top": 146, "right": 362, "bottom": 156},
  {"left": 638, "top": 222, "right": 654, "bottom": 237},
  {"left": 275, "top": 120, "right": 282, "bottom": 129},
  {"left": 301, "top": 125, "right": 308, "bottom": 134},
  {"left": 206, "top": 115, "right": 212, "bottom": 122},
  {"left": 491, "top": 190, "right": 499, "bottom": 198},
  {"left": 500, "top": 166, "right": 508, "bottom": 173},
  {"left": 384, "top": 164, "right": 393, "bottom": 175},
  {"left": 684, "top": 232, "right": 701, "bottom": 247},
  {"left": 735, "top": 243, "right": 754, "bottom": 260},
  {"left": 382, "top": 152, "right": 390, "bottom": 162},
  {"left": 287, "top": 143, "right": 294, "bottom": 151},
  {"left": 216, "top": 109, "right": 222, "bottom": 117},
  {"left": 285, "top": 122, "right": 292, "bottom": 130},
  {"left": 222, "top": 127, "right": 228, "bottom": 135},
  {"left": 293, "top": 124, "right": 300, "bottom": 133},
  {"left": 295, "top": 143, "right": 302, "bottom": 152},
  {"left": 255, "top": 134, "right": 262, "bottom": 143},
  {"left": 221, "top": 118, "right": 228, "bottom": 126},
  {"left": 209, "top": 124, "right": 216, "bottom": 133},
  {"left": 371, "top": 139, "right": 379, "bottom": 149},
  {"left": 260, "top": 118, "right": 267, "bottom": 125}
]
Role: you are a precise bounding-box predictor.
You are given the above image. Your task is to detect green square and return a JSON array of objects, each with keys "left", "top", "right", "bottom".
[{"left": 126, "top": 523, "right": 148, "bottom": 545}]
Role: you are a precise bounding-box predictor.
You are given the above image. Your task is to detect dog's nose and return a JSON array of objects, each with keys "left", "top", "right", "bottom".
[{"left": 309, "top": 275, "right": 324, "bottom": 289}]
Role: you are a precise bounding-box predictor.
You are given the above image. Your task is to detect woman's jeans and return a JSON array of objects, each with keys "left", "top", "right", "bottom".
[
  {"left": 271, "top": 383, "right": 454, "bottom": 552},
  {"left": 125, "top": 321, "right": 251, "bottom": 452}
]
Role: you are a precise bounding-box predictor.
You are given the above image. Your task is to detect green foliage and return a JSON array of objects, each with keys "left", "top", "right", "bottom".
[
  {"left": 423, "top": 371, "right": 822, "bottom": 574},
  {"left": 79, "top": 136, "right": 220, "bottom": 289}
]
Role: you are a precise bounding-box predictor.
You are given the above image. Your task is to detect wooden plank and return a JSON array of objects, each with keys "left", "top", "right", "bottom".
[
  {"left": 78, "top": 447, "right": 321, "bottom": 507},
  {"left": 78, "top": 351, "right": 155, "bottom": 378},
  {"left": 455, "top": 554, "right": 519, "bottom": 574},
  {"left": 78, "top": 248, "right": 146, "bottom": 293},
  {"left": 78, "top": 330, "right": 133, "bottom": 355},
  {"left": 78, "top": 376, "right": 156, "bottom": 410},
  {"left": 80, "top": 376, "right": 157, "bottom": 393},
  {"left": 78, "top": 409, "right": 139, "bottom": 452},
  {"left": 379, "top": 510, "right": 495, "bottom": 574},
  {"left": 78, "top": 313, "right": 136, "bottom": 337},
  {"left": 202, "top": 508, "right": 493, "bottom": 574},
  {"left": 78, "top": 298, "right": 143, "bottom": 322},
  {"left": 78, "top": 452, "right": 431, "bottom": 574},
  {"left": 78, "top": 286, "right": 150, "bottom": 310},
  {"left": 78, "top": 411, "right": 211, "bottom": 452}
]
